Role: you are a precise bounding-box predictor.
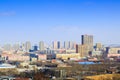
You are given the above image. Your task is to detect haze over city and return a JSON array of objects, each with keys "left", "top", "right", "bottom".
[
  {"left": 0, "top": 0, "right": 120, "bottom": 44},
  {"left": 1, "top": 0, "right": 120, "bottom": 80}
]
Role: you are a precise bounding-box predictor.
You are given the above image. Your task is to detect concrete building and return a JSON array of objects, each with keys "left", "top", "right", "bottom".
[
  {"left": 81, "top": 35, "right": 93, "bottom": 45},
  {"left": 91, "top": 50, "right": 103, "bottom": 56},
  {"left": 69, "top": 41, "right": 75, "bottom": 49},
  {"left": 39, "top": 41, "right": 44, "bottom": 51},
  {"left": 81, "top": 34, "right": 93, "bottom": 51},
  {"left": 33, "top": 45, "right": 38, "bottom": 51},
  {"left": 38, "top": 54, "right": 56, "bottom": 60},
  {"left": 64, "top": 41, "right": 70, "bottom": 49},
  {"left": 56, "top": 53, "right": 80, "bottom": 60},
  {"left": 58, "top": 41, "right": 61, "bottom": 49},
  {"left": 1, "top": 53, "right": 29, "bottom": 61},
  {"left": 95, "top": 43, "right": 102, "bottom": 51},
  {"left": 25, "top": 41, "right": 31, "bottom": 52},
  {"left": 106, "top": 45, "right": 120, "bottom": 53},
  {"left": 76, "top": 44, "right": 90, "bottom": 57},
  {"left": 73, "top": 42, "right": 76, "bottom": 49},
  {"left": 53, "top": 41, "right": 61, "bottom": 50},
  {"left": 106, "top": 45, "right": 120, "bottom": 58},
  {"left": 78, "top": 34, "right": 94, "bottom": 57}
]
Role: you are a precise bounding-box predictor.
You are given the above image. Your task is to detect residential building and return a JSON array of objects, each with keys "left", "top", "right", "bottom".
[
  {"left": 25, "top": 41, "right": 31, "bottom": 52},
  {"left": 76, "top": 44, "right": 90, "bottom": 57},
  {"left": 81, "top": 34, "right": 93, "bottom": 46},
  {"left": 96, "top": 43, "right": 102, "bottom": 51},
  {"left": 79, "top": 34, "right": 94, "bottom": 57},
  {"left": 64, "top": 41, "right": 69, "bottom": 49},
  {"left": 39, "top": 41, "right": 44, "bottom": 51},
  {"left": 53, "top": 41, "right": 61, "bottom": 50},
  {"left": 69, "top": 41, "right": 75, "bottom": 49}
]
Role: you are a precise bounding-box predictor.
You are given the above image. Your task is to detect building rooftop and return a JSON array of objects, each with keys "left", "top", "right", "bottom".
[{"left": 0, "top": 63, "right": 16, "bottom": 68}]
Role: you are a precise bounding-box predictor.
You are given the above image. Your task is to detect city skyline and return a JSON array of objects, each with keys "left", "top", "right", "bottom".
[{"left": 0, "top": 0, "right": 120, "bottom": 44}]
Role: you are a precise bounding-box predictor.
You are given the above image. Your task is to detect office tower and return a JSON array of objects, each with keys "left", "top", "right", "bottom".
[
  {"left": 64, "top": 41, "right": 70, "bottom": 49},
  {"left": 25, "top": 41, "right": 31, "bottom": 52},
  {"left": 39, "top": 41, "right": 44, "bottom": 51},
  {"left": 76, "top": 44, "right": 89, "bottom": 57},
  {"left": 53, "top": 41, "right": 61, "bottom": 50}
]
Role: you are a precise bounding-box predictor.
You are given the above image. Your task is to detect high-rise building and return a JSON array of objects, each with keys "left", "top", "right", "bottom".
[
  {"left": 82, "top": 35, "right": 93, "bottom": 45},
  {"left": 69, "top": 41, "right": 75, "bottom": 49},
  {"left": 53, "top": 41, "right": 57, "bottom": 50},
  {"left": 33, "top": 45, "right": 38, "bottom": 51},
  {"left": 53, "top": 41, "right": 61, "bottom": 50},
  {"left": 73, "top": 42, "right": 76, "bottom": 49},
  {"left": 76, "top": 44, "right": 90, "bottom": 57},
  {"left": 25, "top": 41, "right": 31, "bottom": 52},
  {"left": 81, "top": 34, "right": 93, "bottom": 51},
  {"left": 76, "top": 34, "right": 94, "bottom": 57},
  {"left": 39, "top": 41, "right": 44, "bottom": 51},
  {"left": 64, "top": 41, "right": 70, "bottom": 49},
  {"left": 58, "top": 41, "right": 61, "bottom": 49}
]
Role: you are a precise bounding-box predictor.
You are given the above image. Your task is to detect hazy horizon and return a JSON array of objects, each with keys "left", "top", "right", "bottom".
[{"left": 0, "top": 0, "right": 120, "bottom": 44}]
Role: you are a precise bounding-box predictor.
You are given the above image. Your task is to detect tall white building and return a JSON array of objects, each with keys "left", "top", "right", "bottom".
[
  {"left": 53, "top": 41, "right": 61, "bottom": 50},
  {"left": 25, "top": 41, "right": 31, "bottom": 52},
  {"left": 64, "top": 41, "right": 70, "bottom": 49},
  {"left": 39, "top": 41, "right": 44, "bottom": 51},
  {"left": 69, "top": 41, "right": 76, "bottom": 49}
]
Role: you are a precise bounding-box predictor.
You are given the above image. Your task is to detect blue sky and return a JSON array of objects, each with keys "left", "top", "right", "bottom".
[{"left": 0, "top": 0, "right": 120, "bottom": 45}]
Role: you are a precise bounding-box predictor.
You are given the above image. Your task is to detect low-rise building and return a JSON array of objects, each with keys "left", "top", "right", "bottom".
[
  {"left": 38, "top": 54, "right": 56, "bottom": 60},
  {"left": 1, "top": 53, "right": 29, "bottom": 61},
  {"left": 56, "top": 53, "right": 80, "bottom": 60},
  {"left": 91, "top": 51, "right": 103, "bottom": 56}
]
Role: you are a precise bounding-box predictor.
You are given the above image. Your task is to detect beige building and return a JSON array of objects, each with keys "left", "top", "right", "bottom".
[
  {"left": 25, "top": 41, "right": 31, "bottom": 52},
  {"left": 66, "top": 49, "right": 76, "bottom": 53},
  {"left": 81, "top": 34, "right": 93, "bottom": 51},
  {"left": 107, "top": 47, "right": 120, "bottom": 54},
  {"left": 96, "top": 43, "right": 102, "bottom": 50},
  {"left": 85, "top": 74, "right": 120, "bottom": 80},
  {"left": 106, "top": 46, "right": 120, "bottom": 57},
  {"left": 39, "top": 41, "right": 44, "bottom": 51},
  {"left": 53, "top": 41, "right": 60, "bottom": 50},
  {"left": 56, "top": 53, "right": 80, "bottom": 60},
  {"left": 76, "top": 44, "right": 90, "bottom": 57}
]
